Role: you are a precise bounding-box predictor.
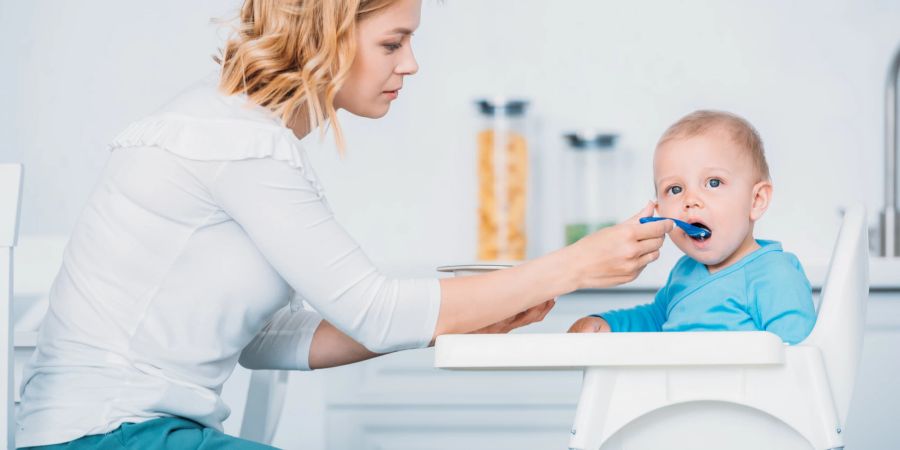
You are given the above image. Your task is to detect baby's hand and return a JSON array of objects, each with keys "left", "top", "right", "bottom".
[{"left": 567, "top": 316, "right": 611, "bottom": 333}]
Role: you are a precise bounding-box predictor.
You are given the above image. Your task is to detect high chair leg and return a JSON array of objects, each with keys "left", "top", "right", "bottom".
[{"left": 569, "top": 367, "right": 614, "bottom": 450}]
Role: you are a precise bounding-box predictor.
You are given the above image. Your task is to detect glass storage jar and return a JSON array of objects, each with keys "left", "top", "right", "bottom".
[
  {"left": 476, "top": 98, "right": 529, "bottom": 261},
  {"left": 562, "top": 131, "right": 621, "bottom": 245}
]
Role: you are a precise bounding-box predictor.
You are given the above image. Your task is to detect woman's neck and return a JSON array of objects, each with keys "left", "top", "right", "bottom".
[{"left": 286, "top": 107, "right": 313, "bottom": 140}]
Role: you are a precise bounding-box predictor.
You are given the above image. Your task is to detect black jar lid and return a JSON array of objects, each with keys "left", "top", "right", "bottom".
[
  {"left": 563, "top": 131, "right": 619, "bottom": 150},
  {"left": 477, "top": 98, "right": 529, "bottom": 117}
]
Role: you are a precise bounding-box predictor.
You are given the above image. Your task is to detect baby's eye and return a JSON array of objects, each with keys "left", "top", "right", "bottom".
[
  {"left": 666, "top": 185, "right": 683, "bottom": 195},
  {"left": 707, "top": 178, "right": 722, "bottom": 188}
]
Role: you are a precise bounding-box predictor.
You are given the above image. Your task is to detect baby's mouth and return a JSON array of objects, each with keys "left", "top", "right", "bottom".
[{"left": 689, "top": 221, "right": 712, "bottom": 241}]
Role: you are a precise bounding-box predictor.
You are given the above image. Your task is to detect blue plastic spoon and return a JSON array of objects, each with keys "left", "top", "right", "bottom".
[{"left": 639, "top": 216, "right": 711, "bottom": 239}]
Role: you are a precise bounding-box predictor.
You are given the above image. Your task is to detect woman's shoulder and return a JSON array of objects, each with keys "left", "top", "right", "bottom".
[
  {"left": 159, "top": 76, "right": 283, "bottom": 126},
  {"left": 109, "top": 76, "right": 308, "bottom": 170}
]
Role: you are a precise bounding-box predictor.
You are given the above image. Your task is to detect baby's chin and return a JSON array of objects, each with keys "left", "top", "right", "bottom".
[{"left": 674, "top": 239, "right": 729, "bottom": 267}]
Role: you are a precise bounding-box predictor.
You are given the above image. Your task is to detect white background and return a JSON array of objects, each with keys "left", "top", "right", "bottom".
[
  {"left": 3, "top": 0, "right": 900, "bottom": 266},
  {"left": 3, "top": 0, "right": 900, "bottom": 447}
]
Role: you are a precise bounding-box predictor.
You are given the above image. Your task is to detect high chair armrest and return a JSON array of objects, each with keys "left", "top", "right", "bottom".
[{"left": 434, "top": 331, "right": 785, "bottom": 370}]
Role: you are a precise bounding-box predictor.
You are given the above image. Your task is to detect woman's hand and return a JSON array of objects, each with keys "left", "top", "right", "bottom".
[
  {"left": 565, "top": 201, "right": 672, "bottom": 289},
  {"left": 567, "top": 315, "right": 611, "bottom": 333},
  {"left": 469, "top": 299, "right": 556, "bottom": 334}
]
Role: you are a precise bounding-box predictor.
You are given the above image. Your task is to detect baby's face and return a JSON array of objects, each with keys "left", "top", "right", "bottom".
[{"left": 654, "top": 130, "right": 766, "bottom": 268}]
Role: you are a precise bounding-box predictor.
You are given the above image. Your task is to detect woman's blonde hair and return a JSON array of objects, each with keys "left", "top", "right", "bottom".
[{"left": 217, "top": 0, "right": 398, "bottom": 151}]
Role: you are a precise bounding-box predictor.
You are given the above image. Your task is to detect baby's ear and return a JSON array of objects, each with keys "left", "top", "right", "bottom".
[{"left": 749, "top": 181, "right": 773, "bottom": 222}]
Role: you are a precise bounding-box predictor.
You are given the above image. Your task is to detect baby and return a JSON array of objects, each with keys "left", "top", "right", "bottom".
[{"left": 568, "top": 110, "right": 816, "bottom": 344}]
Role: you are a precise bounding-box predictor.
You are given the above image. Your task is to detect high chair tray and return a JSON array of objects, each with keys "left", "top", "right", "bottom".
[{"left": 434, "top": 331, "right": 785, "bottom": 370}]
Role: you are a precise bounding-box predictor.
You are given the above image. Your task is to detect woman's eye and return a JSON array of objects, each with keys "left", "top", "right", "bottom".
[
  {"left": 383, "top": 42, "right": 402, "bottom": 52},
  {"left": 707, "top": 178, "right": 721, "bottom": 188},
  {"left": 667, "top": 186, "right": 682, "bottom": 195}
]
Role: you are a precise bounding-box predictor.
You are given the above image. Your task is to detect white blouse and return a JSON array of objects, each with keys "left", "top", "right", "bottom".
[{"left": 16, "top": 79, "right": 442, "bottom": 447}]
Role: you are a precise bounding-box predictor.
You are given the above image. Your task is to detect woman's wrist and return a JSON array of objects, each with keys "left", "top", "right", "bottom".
[
  {"left": 500, "top": 245, "right": 583, "bottom": 303},
  {"left": 530, "top": 244, "right": 583, "bottom": 294}
]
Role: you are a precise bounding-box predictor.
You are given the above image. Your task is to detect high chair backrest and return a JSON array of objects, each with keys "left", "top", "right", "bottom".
[
  {"left": 0, "top": 164, "right": 23, "bottom": 449},
  {"left": 802, "top": 204, "right": 869, "bottom": 425}
]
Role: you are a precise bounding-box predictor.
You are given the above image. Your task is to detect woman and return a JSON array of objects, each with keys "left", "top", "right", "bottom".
[{"left": 17, "top": 0, "right": 671, "bottom": 448}]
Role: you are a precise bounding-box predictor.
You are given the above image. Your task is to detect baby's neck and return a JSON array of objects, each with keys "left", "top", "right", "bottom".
[{"left": 706, "top": 233, "right": 761, "bottom": 274}]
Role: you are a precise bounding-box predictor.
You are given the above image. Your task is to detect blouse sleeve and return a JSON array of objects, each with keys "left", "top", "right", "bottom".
[
  {"left": 238, "top": 305, "right": 323, "bottom": 370},
  {"left": 212, "top": 157, "right": 441, "bottom": 356}
]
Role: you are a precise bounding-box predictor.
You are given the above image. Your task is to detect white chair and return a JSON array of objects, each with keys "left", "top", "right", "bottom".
[
  {"left": 240, "top": 370, "right": 289, "bottom": 444},
  {"left": 1, "top": 164, "right": 23, "bottom": 450},
  {"left": 436, "top": 205, "right": 869, "bottom": 450},
  {"left": 0, "top": 164, "right": 287, "bottom": 448}
]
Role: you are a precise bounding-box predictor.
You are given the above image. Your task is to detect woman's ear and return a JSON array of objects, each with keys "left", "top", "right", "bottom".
[{"left": 750, "top": 181, "right": 773, "bottom": 222}]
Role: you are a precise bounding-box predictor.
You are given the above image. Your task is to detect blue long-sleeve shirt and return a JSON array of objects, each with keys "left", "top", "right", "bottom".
[{"left": 595, "top": 240, "right": 816, "bottom": 344}]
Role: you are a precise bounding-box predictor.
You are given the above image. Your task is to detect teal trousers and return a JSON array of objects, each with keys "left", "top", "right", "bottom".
[{"left": 20, "top": 417, "right": 278, "bottom": 450}]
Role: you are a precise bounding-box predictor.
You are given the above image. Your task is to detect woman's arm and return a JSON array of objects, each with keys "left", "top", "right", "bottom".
[
  {"left": 214, "top": 158, "right": 444, "bottom": 354},
  {"left": 217, "top": 159, "right": 669, "bottom": 358},
  {"left": 433, "top": 202, "right": 671, "bottom": 339},
  {"left": 309, "top": 299, "right": 557, "bottom": 369},
  {"left": 308, "top": 320, "right": 380, "bottom": 369}
]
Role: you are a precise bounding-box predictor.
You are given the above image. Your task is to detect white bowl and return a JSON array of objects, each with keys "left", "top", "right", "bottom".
[{"left": 435, "top": 264, "right": 513, "bottom": 277}]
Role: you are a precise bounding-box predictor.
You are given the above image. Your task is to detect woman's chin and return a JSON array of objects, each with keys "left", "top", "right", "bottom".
[{"left": 347, "top": 104, "right": 390, "bottom": 119}]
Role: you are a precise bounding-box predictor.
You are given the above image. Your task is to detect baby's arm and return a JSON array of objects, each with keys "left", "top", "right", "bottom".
[
  {"left": 753, "top": 264, "right": 817, "bottom": 344},
  {"left": 568, "top": 287, "right": 668, "bottom": 333},
  {"left": 568, "top": 315, "right": 611, "bottom": 333}
]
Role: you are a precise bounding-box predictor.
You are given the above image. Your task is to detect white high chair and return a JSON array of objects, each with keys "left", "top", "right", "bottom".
[
  {"left": 435, "top": 205, "right": 869, "bottom": 450},
  {"left": 0, "top": 164, "right": 286, "bottom": 448}
]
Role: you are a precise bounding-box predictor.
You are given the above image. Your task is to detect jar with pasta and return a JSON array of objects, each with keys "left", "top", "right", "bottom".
[
  {"left": 476, "top": 98, "right": 529, "bottom": 261},
  {"left": 563, "top": 131, "right": 620, "bottom": 245}
]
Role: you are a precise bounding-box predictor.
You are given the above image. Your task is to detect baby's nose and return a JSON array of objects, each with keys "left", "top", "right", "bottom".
[{"left": 683, "top": 196, "right": 703, "bottom": 209}]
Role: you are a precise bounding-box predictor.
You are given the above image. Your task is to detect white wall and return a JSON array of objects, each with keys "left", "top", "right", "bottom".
[
  {"left": 2, "top": 0, "right": 900, "bottom": 446},
  {"left": 3, "top": 0, "right": 900, "bottom": 267}
]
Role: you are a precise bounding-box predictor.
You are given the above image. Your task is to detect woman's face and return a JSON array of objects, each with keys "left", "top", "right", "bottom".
[{"left": 334, "top": 0, "right": 421, "bottom": 118}]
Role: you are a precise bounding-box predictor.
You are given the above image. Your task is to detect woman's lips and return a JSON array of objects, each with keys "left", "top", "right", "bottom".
[{"left": 383, "top": 89, "right": 400, "bottom": 99}]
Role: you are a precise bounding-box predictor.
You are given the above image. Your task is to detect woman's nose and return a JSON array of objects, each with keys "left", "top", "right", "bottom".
[{"left": 396, "top": 46, "right": 419, "bottom": 76}]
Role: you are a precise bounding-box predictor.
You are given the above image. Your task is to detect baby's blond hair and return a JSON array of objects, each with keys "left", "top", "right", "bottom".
[{"left": 658, "top": 110, "right": 771, "bottom": 182}]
